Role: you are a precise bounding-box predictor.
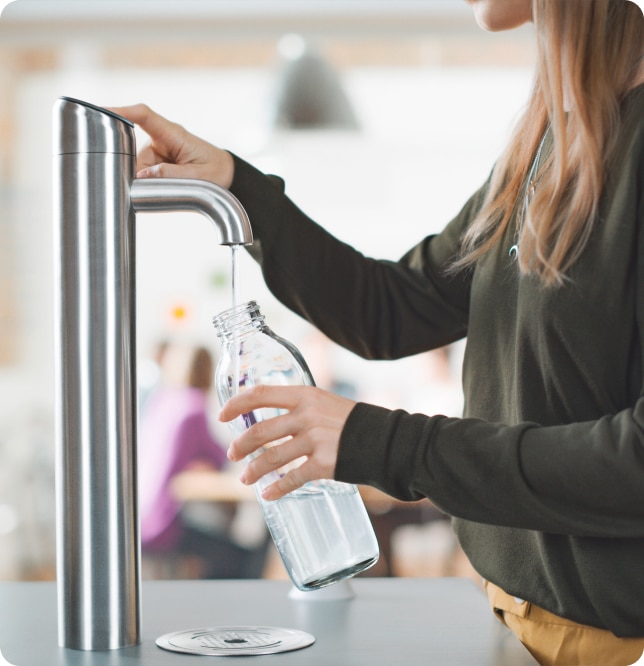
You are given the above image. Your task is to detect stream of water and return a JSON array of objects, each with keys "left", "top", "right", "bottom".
[{"left": 231, "top": 245, "right": 241, "bottom": 396}]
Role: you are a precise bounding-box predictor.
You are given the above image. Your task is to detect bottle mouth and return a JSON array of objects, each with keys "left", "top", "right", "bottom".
[{"left": 212, "top": 300, "right": 263, "bottom": 337}]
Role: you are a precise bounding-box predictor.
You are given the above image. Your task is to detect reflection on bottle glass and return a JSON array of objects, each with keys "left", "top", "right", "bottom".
[{"left": 213, "top": 301, "right": 379, "bottom": 590}]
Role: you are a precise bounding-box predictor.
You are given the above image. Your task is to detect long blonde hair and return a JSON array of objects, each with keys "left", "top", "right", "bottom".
[{"left": 453, "top": 0, "right": 643, "bottom": 285}]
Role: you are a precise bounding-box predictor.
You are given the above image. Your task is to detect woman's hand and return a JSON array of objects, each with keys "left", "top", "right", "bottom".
[
  {"left": 107, "top": 103, "right": 235, "bottom": 188},
  {"left": 219, "top": 385, "right": 357, "bottom": 500}
]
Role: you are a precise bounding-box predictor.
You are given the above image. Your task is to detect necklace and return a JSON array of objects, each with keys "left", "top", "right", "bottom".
[{"left": 509, "top": 125, "right": 549, "bottom": 260}]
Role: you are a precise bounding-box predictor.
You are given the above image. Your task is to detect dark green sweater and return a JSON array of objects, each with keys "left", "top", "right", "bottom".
[{"left": 229, "top": 84, "right": 644, "bottom": 636}]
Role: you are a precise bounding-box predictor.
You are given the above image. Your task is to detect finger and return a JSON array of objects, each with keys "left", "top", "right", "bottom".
[
  {"left": 228, "top": 410, "right": 299, "bottom": 462},
  {"left": 135, "top": 139, "right": 208, "bottom": 179},
  {"left": 261, "top": 463, "right": 309, "bottom": 501},
  {"left": 219, "top": 385, "right": 302, "bottom": 423},
  {"left": 135, "top": 161, "right": 207, "bottom": 180},
  {"left": 135, "top": 143, "right": 161, "bottom": 172},
  {"left": 109, "top": 103, "right": 189, "bottom": 162},
  {"left": 241, "top": 437, "right": 308, "bottom": 486},
  {"left": 108, "top": 103, "right": 176, "bottom": 142}
]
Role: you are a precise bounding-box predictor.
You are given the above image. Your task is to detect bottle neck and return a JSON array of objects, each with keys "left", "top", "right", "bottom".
[{"left": 213, "top": 300, "right": 265, "bottom": 342}]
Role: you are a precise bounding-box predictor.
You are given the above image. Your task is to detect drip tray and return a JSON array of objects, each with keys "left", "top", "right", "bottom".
[{"left": 156, "top": 626, "right": 316, "bottom": 656}]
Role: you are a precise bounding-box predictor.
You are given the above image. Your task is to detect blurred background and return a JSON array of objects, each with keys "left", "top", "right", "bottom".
[{"left": 0, "top": 0, "right": 535, "bottom": 583}]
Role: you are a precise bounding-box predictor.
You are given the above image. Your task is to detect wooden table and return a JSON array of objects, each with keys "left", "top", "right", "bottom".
[{"left": 170, "top": 468, "right": 255, "bottom": 503}]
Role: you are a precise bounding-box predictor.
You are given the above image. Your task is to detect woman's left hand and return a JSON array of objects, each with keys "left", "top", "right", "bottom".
[{"left": 219, "top": 385, "right": 356, "bottom": 500}]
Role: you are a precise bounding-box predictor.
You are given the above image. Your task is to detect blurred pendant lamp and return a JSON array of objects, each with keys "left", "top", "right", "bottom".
[{"left": 270, "top": 34, "right": 360, "bottom": 131}]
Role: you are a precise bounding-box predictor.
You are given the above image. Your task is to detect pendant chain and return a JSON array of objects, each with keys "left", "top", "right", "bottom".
[{"left": 509, "top": 125, "right": 550, "bottom": 261}]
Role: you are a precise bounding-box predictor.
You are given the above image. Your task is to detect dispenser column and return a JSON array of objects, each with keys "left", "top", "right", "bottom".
[{"left": 53, "top": 97, "right": 140, "bottom": 651}]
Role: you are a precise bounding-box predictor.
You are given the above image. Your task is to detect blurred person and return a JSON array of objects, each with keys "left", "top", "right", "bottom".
[
  {"left": 139, "top": 343, "right": 264, "bottom": 579},
  {"left": 114, "top": 1, "right": 644, "bottom": 663},
  {"left": 138, "top": 338, "right": 170, "bottom": 412}
]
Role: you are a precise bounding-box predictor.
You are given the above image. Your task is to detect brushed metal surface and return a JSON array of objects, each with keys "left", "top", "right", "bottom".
[
  {"left": 53, "top": 97, "right": 253, "bottom": 651},
  {"left": 131, "top": 177, "right": 252, "bottom": 245}
]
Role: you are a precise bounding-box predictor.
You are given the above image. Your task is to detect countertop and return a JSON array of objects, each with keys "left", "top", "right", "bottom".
[{"left": 0, "top": 577, "right": 536, "bottom": 665}]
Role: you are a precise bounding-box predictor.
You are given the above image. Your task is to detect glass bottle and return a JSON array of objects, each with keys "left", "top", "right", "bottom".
[{"left": 213, "top": 301, "right": 379, "bottom": 591}]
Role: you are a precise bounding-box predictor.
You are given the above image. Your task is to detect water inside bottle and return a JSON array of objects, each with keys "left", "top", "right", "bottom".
[
  {"left": 220, "top": 250, "right": 379, "bottom": 589},
  {"left": 260, "top": 481, "right": 378, "bottom": 590}
]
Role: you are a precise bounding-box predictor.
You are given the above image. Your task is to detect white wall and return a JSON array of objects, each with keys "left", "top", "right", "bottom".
[
  {"left": 3, "top": 61, "right": 532, "bottom": 421},
  {"left": 0, "top": 36, "right": 534, "bottom": 577}
]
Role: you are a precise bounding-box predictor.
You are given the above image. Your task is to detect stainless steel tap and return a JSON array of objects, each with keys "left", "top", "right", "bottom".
[{"left": 53, "top": 96, "right": 252, "bottom": 651}]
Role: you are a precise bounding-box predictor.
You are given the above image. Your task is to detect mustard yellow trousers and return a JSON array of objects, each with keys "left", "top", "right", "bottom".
[{"left": 485, "top": 581, "right": 644, "bottom": 666}]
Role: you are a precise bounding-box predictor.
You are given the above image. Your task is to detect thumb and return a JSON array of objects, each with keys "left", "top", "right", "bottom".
[{"left": 136, "top": 162, "right": 200, "bottom": 179}]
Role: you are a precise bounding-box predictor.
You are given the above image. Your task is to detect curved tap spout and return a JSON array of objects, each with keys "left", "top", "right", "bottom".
[{"left": 131, "top": 178, "right": 253, "bottom": 246}]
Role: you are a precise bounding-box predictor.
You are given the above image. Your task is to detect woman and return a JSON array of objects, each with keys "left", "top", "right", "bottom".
[{"left": 113, "top": 0, "right": 644, "bottom": 662}]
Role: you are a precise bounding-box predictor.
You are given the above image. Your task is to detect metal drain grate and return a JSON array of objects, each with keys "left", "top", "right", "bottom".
[{"left": 156, "top": 626, "right": 316, "bottom": 656}]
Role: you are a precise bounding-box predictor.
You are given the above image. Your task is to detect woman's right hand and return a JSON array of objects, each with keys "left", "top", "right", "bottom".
[{"left": 108, "top": 103, "right": 235, "bottom": 188}]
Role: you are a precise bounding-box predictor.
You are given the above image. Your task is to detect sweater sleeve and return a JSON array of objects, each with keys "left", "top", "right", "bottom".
[
  {"left": 230, "top": 133, "right": 644, "bottom": 541},
  {"left": 334, "top": 93, "right": 644, "bottom": 541},
  {"left": 336, "top": 398, "right": 644, "bottom": 540},
  {"left": 229, "top": 153, "right": 486, "bottom": 359}
]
